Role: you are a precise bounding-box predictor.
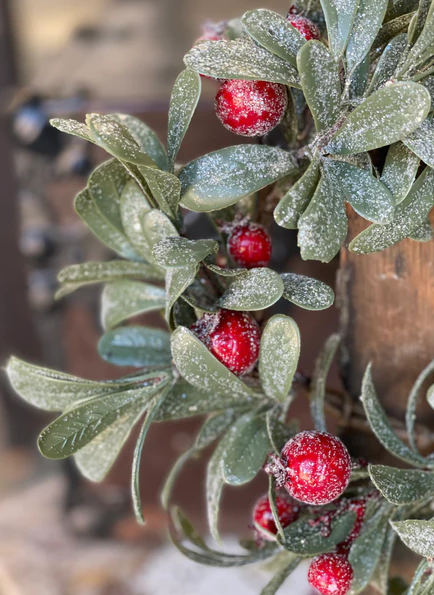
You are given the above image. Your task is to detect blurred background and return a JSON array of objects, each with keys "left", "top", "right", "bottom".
[{"left": 0, "top": 1, "right": 338, "bottom": 593}]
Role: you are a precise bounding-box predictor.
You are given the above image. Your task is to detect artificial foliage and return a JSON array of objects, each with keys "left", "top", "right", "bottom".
[{"left": 7, "top": 1, "right": 434, "bottom": 593}]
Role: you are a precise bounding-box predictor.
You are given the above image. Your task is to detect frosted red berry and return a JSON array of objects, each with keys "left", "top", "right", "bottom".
[
  {"left": 279, "top": 431, "right": 351, "bottom": 505},
  {"left": 286, "top": 14, "right": 320, "bottom": 41},
  {"left": 215, "top": 80, "right": 288, "bottom": 137},
  {"left": 227, "top": 223, "right": 272, "bottom": 269},
  {"left": 190, "top": 309, "right": 260, "bottom": 376},
  {"left": 253, "top": 493, "right": 300, "bottom": 537},
  {"left": 336, "top": 497, "right": 367, "bottom": 554},
  {"left": 308, "top": 553, "right": 353, "bottom": 595}
]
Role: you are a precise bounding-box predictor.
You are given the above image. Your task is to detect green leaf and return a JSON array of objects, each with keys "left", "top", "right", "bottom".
[
  {"left": 281, "top": 273, "right": 335, "bottom": 310},
  {"left": 279, "top": 511, "right": 357, "bottom": 556},
  {"left": 38, "top": 376, "right": 169, "bottom": 459},
  {"left": 75, "top": 189, "right": 140, "bottom": 261},
  {"left": 369, "top": 465, "right": 434, "bottom": 504},
  {"left": 203, "top": 262, "right": 246, "bottom": 277},
  {"left": 218, "top": 268, "right": 284, "bottom": 311},
  {"left": 391, "top": 520, "right": 434, "bottom": 558},
  {"left": 131, "top": 383, "right": 173, "bottom": 523},
  {"left": 86, "top": 114, "right": 156, "bottom": 167},
  {"left": 346, "top": 0, "right": 389, "bottom": 72},
  {"left": 242, "top": 9, "right": 304, "bottom": 67},
  {"left": 138, "top": 165, "right": 181, "bottom": 219},
  {"left": 360, "top": 364, "right": 432, "bottom": 468},
  {"left": 110, "top": 113, "right": 168, "bottom": 171},
  {"left": 56, "top": 260, "right": 162, "bottom": 299},
  {"left": 349, "top": 54, "right": 370, "bottom": 98},
  {"left": 310, "top": 334, "right": 340, "bottom": 432},
  {"left": 368, "top": 34, "right": 407, "bottom": 95},
  {"left": 50, "top": 118, "right": 94, "bottom": 142},
  {"left": 297, "top": 41, "right": 341, "bottom": 132},
  {"left": 406, "top": 359, "right": 434, "bottom": 453},
  {"left": 259, "top": 556, "right": 301, "bottom": 595},
  {"left": 406, "top": 560, "right": 429, "bottom": 595},
  {"left": 409, "top": 0, "right": 432, "bottom": 44},
  {"left": 101, "top": 280, "right": 166, "bottom": 330},
  {"left": 403, "top": 118, "right": 434, "bottom": 168},
  {"left": 6, "top": 356, "right": 137, "bottom": 411},
  {"left": 372, "top": 13, "right": 414, "bottom": 49},
  {"left": 155, "top": 378, "right": 254, "bottom": 421},
  {"left": 98, "top": 326, "right": 171, "bottom": 368},
  {"left": 165, "top": 266, "right": 198, "bottom": 321},
  {"left": 348, "top": 513, "right": 390, "bottom": 594},
  {"left": 183, "top": 38, "right": 300, "bottom": 87},
  {"left": 153, "top": 237, "right": 218, "bottom": 269},
  {"left": 221, "top": 413, "right": 269, "bottom": 485},
  {"left": 326, "top": 160, "right": 394, "bottom": 223},
  {"left": 401, "top": 2, "right": 434, "bottom": 69},
  {"left": 298, "top": 169, "right": 348, "bottom": 263},
  {"left": 259, "top": 315, "right": 300, "bottom": 403},
  {"left": 320, "top": 0, "right": 359, "bottom": 57},
  {"left": 371, "top": 525, "right": 399, "bottom": 595},
  {"left": 410, "top": 219, "right": 434, "bottom": 242},
  {"left": 381, "top": 142, "right": 420, "bottom": 204},
  {"left": 274, "top": 159, "right": 320, "bottom": 229},
  {"left": 206, "top": 436, "right": 227, "bottom": 542},
  {"left": 119, "top": 180, "right": 156, "bottom": 264},
  {"left": 74, "top": 398, "right": 146, "bottom": 482},
  {"left": 167, "top": 69, "right": 201, "bottom": 171},
  {"left": 325, "top": 83, "right": 431, "bottom": 155},
  {"left": 350, "top": 166, "right": 434, "bottom": 254},
  {"left": 88, "top": 159, "right": 130, "bottom": 233},
  {"left": 141, "top": 209, "right": 179, "bottom": 251},
  {"left": 179, "top": 145, "right": 298, "bottom": 212},
  {"left": 171, "top": 327, "right": 254, "bottom": 400}
]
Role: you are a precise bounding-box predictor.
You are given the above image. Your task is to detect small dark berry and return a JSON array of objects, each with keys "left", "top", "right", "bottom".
[
  {"left": 286, "top": 14, "right": 320, "bottom": 41},
  {"left": 190, "top": 309, "right": 260, "bottom": 376},
  {"left": 227, "top": 222, "right": 272, "bottom": 269},
  {"left": 279, "top": 431, "right": 351, "bottom": 505},
  {"left": 308, "top": 553, "right": 353, "bottom": 595},
  {"left": 215, "top": 80, "right": 288, "bottom": 137},
  {"left": 253, "top": 493, "right": 300, "bottom": 538}
]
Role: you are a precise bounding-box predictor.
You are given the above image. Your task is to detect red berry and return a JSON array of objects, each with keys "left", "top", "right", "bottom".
[
  {"left": 336, "top": 497, "right": 366, "bottom": 554},
  {"left": 280, "top": 431, "right": 351, "bottom": 505},
  {"left": 227, "top": 223, "right": 272, "bottom": 269},
  {"left": 253, "top": 493, "right": 300, "bottom": 537},
  {"left": 308, "top": 553, "right": 353, "bottom": 595},
  {"left": 286, "top": 15, "right": 320, "bottom": 41},
  {"left": 190, "top": 309, "right": 260, "bottom": 376},
  {"left": 215, "top": 80, "right": 288, "bottom": 137}
]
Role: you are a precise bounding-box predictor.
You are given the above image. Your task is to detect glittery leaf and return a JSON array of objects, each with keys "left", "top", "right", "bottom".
[
  {"left": 391, "top": 520, "right": 434, "bottom": 558},
  {"left": 346, "top": 0, "right": 389, "bottom": 71},
  {"left": 139, "top": 165, "right": 181, "bottom": 219},
  {"left": 310, "top": 333, "right": 340, "bottom": 432},
  {"left": 281, "top": 273, "right": 335, "bottom": 310},
  {"left": 153, "top": 237, "right": 218, "bottom": 269},
  {"left": 218, "top": 268, "right": 284, "bottom": 311},
  {"left": 380, "top": 142, "right": 420, "bottom": 205},
  {"left": 98, "top": 326, "right": 172, "bottom": 368},
  {"left": 369, "top": 465, "right": 434, "bottom": 504},
  {"left": 101, "top": 280, "right": 166, "bottom": 330},
  {"left": 319, "top": 0, "right": 359, "bottom": 57},
  {"left": 403, "top": 117, "right": 434, "bottom": 168},
  {"left": 368, "top": 34, "right": 407, "bottom": 95},
  {"left": 165, "top": 266, "right": 198, "bottom": 320},
  {"left": 406, "top": 358, "right": 434, "bottom": 453},
  {"left": 120, "top": 180, "right": 157, "bottom": 264},
  {"left": 274, "top": 159, "right": 320, "bottom": 229}
]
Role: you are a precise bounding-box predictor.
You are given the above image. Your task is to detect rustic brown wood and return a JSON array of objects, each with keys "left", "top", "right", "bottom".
[{"left": 338, "top": 207, "right": 434, "bottom": 455}]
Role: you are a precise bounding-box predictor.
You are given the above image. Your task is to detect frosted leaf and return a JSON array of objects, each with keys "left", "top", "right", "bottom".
[
  {"left": 403, "top": 117, "right": 434, "bottom": 168},
  {"left": 55, "top": 260, "right": 161, "bottom": 300},
  {"left": 298, "top": 169, "right": 348, "bottom": 263},
  {"left": 38, "top": 378, "right": 169, "bottom": 459},
  {"left": 183, "top": 38, "right": 300, "bottom": 87},
  {"left": 274, "top": 159, "right": 320, "bottom": 229},
  {"left": 380, "top": 141, "right": 420, "bottom": 204},
  {"left": 6, "top": 356, "right": 137, "bottom": 411},
  {"left": 98, "top": 326, "right": 171, "bottom": 368},
  {"left": 405, "top": 359, "right": 434, "bottom": 453},
  {"left": 410, "top": 219, "right": 434, "bottom": 242},
  {"left": 167, "top": 69, "right": 201, "bottom": 171},
  {"left": 402, "top": 1, "right": 434, "bottom": 69},
  {"left": 153, "top": 237, "right": 218, "bottom": 269},
  {"left": 391, "top": 520, "right": 434, "bottom": 558},
  {"left": 206, "top": 437, "right": 226, "bottom": 541},
  {"left": 360, "top": 364, "right": 432, "bottom": 468},
  {"left": 165, "top": 266, "right": 198, "bottom": 320},
  {"left": 120, "top": 180, "right": 158, "bottom": 264},
  {"left": 297, "top": 41, "right": 341, "bottom": 132},
  {"left": 346, "top": 0, "right": 389, "bottom": 72},
  {"left": 218, "top": 268, "right": 284, "bottom": 311},
  {"left": 325, "top": 82, "right": 431, "bottom": 155},
  {"left": 75, "top": 399, "right": 145, "bottom": 482},
  {"left": 88, "top": 159, "right": 130, "bottom": 233},
  {"left": 348, "top": 54, "right": 369, "bottom": 98},
  {"left": 310, "top": 334, "right": 340, "bottom": 432},
  {"left": 320, "top": 0, "right": 359, "bottom": 56},
  {"left": 141, "top": 209, "right": 179, "bottom": 250},
  {"left": 101, "top": 280, "right": 166, "bottom": 330},
  {"left": 326, "top": 160, "right": 394, "bottom": 223},
  {"left": 260, "top": 556, "right": 301, "bottom": 595},
  {"left": 203, "top": 262, "right": 247, "bottom": 277},
  {"left": 259, "top": 315, "right": 300, "bottom": 403},
  {"left": 421, "top": 74, "right": 434, "bottom": 104},
  {"left": 139, "top": 165, "right": 181, "bottom": 219},
  {"left": 369, "top": 464, "right": 434, "bottom": 504},
  {"left": 281, "top": 272, "right": 335, "bottom": 310},
  {"left": 170, "top": 327, "right": 253, "bottom": 400},
  {"left": 409, "top": 0, "right": 432, "bottom": 44},
  {"left": 221, "top": 413, "right": 269, "bottom": 485},
  {"left": 179, "top": 145, "right": 298, "bottom": 212},
  {"left": 50, "top": 118, "right": 94, "bottom": 142},
  {"left": 350, "top": 165, "right": 434, "bottom": 254},
  {"left": 75, "top": 189, "right": 141, "bottom": 261},
  {"left": 86, "top": 113, "right": 156, "bottom": 167},
  {"left": 242, "top": 9, "right": 304, "bottom": 67},
  {"left": 368, "top": 34, "right": 407, "bottom": 94},
  {"left": 111, "top": 113, "right": 168, "bottom": 171},
  {"left": 371, "top": 525, "right": 398, "bottom": 595}
]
